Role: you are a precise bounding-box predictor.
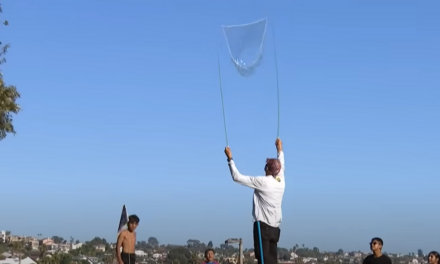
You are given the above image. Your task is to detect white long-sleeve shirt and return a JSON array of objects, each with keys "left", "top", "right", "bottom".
[{"left": 228, "top": 151, "right": 285, "bottom": 228}]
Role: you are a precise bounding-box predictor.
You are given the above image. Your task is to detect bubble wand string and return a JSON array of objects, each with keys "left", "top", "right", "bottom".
[{"left": 217, "top": 52, "right": 229, "bottom": 147}]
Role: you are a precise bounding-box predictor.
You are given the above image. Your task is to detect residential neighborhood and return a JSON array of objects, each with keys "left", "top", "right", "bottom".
[{"left": 0, "top": 230, "right": 434, "bottom": 264}]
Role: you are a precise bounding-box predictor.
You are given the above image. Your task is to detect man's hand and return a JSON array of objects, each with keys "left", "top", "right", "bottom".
[
  {"left": 224, "top": 146, "right": 232, "bottom": 160},
  {"left": 276, "top": 138, "right": 283, "bottom": 152}
]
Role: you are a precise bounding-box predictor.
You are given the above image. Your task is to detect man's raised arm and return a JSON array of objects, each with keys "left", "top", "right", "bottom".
[
  {"left": 225, "top": 147, "right": 266, "bottom": 189},
  {"left": 276, "top": 138, "right": 285, "bottom": 174}
]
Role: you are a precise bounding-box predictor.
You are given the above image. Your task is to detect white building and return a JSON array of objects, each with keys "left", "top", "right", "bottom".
[
  {"left": 72, "top": 243, "right": 83, "bottom": 250},
  {"left": 135, "top": 250, "right": 147, "bottom": 257},
  {"left": 0, "top": 231, "right": 5, "bottom": 243},
  {"left": 152, "top": 253, "right": 162, "bottom": 259}
]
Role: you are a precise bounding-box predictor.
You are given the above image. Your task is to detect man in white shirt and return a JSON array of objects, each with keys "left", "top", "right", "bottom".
[{"left": 224, "top": 138, "right": 285, "bottom": 264}]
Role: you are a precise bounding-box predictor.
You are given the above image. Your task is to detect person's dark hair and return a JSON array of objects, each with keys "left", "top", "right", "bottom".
[
  {"left": 205, "top": 248, "right": 215, "bottom": 257},
  {"left": 128, "top": 214, "right": 140, "bottom": 224},
  {"left": 429, "top": 251, "right": 440, "bottom": 262},
  {"left": 371, "top": 237, "right": 383, "bottom": 245}
]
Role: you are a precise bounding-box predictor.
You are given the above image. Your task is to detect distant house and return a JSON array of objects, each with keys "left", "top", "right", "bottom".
[
  {"left": 135, "top": 250, "right": 147, "bottom": 257},
  {"left": 58, "top": 243, "right": 71, "bottom": 252},
  {"left": 290, "top": 252, "right": 299, "bottom": 259},
  {"left": 72, "top": 243, "right": 83, "bottom": 250},
  {"left": 410, "top": 259, "right": 419, "bottom": 264},
  {"left": 94, "top": 244, "right": 106, "bottom": 252},
  {"left": 28, "top": 240, "right": 40, "bottom": 250},
  {"left": 152, "top": 253, "right": 162, "bottom": 259},
  {"left": 6, "top": 236, "right": 25, "bottom": 243},
  {"left": 303, "top": 257, "right": 318, "bottom": 263},
  {"left": 40, "top": 238, "right": 54, "bottom": 246}
]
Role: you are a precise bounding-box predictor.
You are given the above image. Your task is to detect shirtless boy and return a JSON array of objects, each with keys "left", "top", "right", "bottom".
[{"left": 116, "top": 215, "right": 139, "bottom": 264}]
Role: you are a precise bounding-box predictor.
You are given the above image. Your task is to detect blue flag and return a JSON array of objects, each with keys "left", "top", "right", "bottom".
[{"left": 117, "top": 205, "right": 128, "bottom": 234}]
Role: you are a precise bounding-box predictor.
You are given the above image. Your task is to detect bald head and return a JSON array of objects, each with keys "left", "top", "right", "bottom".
[{"left": 265, "top": 158, "right": 281, "bottom": 177}]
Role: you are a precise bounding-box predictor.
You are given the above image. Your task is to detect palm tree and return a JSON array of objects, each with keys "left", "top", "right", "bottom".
[
  {"left": 50, "top": 253, "right": 61, "bottom": 264},
  {"left": 9, "top": 241, "right": 23, "bottom": 257},
  {"left": 38, "top": 245, "right": 47, "bottom": 260}
]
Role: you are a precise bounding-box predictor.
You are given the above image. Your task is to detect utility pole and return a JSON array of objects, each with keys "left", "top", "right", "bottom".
[
  {"left": 225, "top": 238, "right": 243, "bottom": 264},
  {"left": 238, "top": 238, "right": 243, "bottom": 264}
]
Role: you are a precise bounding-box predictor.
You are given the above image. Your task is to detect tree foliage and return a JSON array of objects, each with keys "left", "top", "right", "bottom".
[
  {"left": 51, "top": 236, "right": 65, "bottom": 244},
  {"left": 166, "top": 246, "right": 192, "bottom": 264},
  {"left": 0, "top": 2, "right": 20, "bottom": 141},
  {"left": 147, "top": 237, "right": 159, "bottom": 247}
]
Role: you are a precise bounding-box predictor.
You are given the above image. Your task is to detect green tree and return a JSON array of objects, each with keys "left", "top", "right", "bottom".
[
  {"left": 0, "top": 3, "right": 20, "bottom": 140},
  {"left": 148, "top": 237, "right": 159, "bottom": 248},
  {"left": 0, "top": 242, "right": 8, "bottom": 253},
  {"left": 190, "top": 252, "right": 200, "bottom": 264},
  {"left": 60, "top": 254, "right": 72, "bottom": 264},
  {"left": 418, "top": 249, "right": 423, "bottom": 257},
  {"left": 207, "top": 241, "right": 213, "bottom": 248},
  {"left": 278, "top": 247, "right": 289, "bottom": 259},
  {"left": 10, "top": 241, "right": 23, "bottom": 256},
  {"left": 51, "top": 236, "right": 64, "bottom": 244},
  {"left": 167, "top": 246, "right": 191, "bottom": 264},
  {"left": 137, "top": 240, "right": 148, "bottom": 250},
  {"left": 38, "top": 256, "right": 52, "bottom": 264},
  {"left": 52, "top": 253, "right": 62, "bottom": 264},
  {"left": 24, "top": 243, "right": 33, "bottom": 253},
  {"left": 38, "top": 245, "right": 47, "bottom": 260},
  {"left": 87, "top": 237, "right": 109, "bottom": 249}
]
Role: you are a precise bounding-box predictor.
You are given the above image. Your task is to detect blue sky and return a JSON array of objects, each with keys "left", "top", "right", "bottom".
[{"left": 1, "top": 0, "right": 439, "bottom": 254}]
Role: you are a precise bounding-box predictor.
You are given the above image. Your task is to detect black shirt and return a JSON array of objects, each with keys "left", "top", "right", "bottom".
[{"left": 363, "top": 254, "right": 392, "bottom": 264}]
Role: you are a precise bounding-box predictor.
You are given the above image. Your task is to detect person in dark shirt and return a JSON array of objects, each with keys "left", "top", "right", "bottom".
[{"left": 362, "top": 237, "right": 392, "bottom": 264}]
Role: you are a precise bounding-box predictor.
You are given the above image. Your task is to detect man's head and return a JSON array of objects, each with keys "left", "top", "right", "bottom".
[
  {"left": 264, "top": 158, "right": 281, "bottom": 177},
  {"left": 205, "top": 248, "right": 215, "bottom": 263},
  {"left": 428, "top": 251, "right": 439, "bottom": 264},
  {"left": 127, "top": 214, "right": 139, "bottom": 232},
  {"left": 369, "top": 237, "right": 383, "bottom": 252}
]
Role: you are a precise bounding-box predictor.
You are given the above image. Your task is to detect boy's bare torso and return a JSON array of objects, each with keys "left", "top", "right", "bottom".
[{"left": 120, "top": 230, "right": 136, "bottom": 253}]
